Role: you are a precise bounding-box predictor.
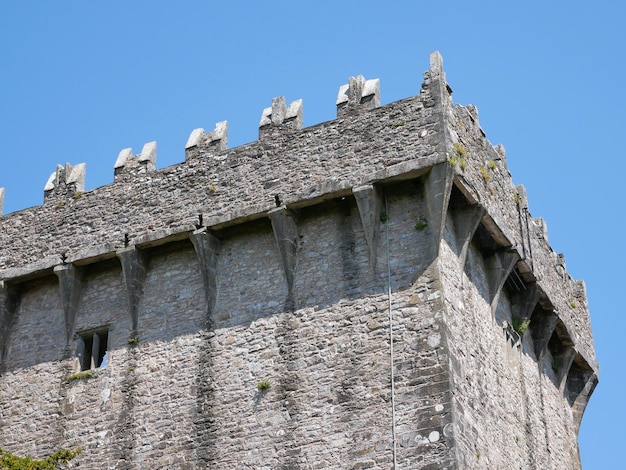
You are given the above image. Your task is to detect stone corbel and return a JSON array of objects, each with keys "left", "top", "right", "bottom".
[
  {"left": 424, "top": 162, "right": 454, "bottom": 262},
  {"left": 190, "top": 228, "right": 220, "bottom": 321},
  {"left": 353, "top": 184, "right": 383, "bottom": 271},
  {"left": 529, "top": 310, "right": 559, "bottom": 360},
  {"left": 451, "top": 204, "right": 486, "bottom": 271},
  {"left": 566, "top": 364, "right": 598, "bottom": 432},
  {"left": 268, "top": 206, "right": 299, "bottom": 309},
  {"left": 54, "top": 263, "right": 85, "bottom": 358},
  {"left": 510, "top": 284, "right": 541, "bottom": 327},
  {"left": 117, "top": 246, "right": 147, "bottom": 334},
  {"left": 0, "top": 281, "right": 19, "bottom": 370},
  {"left": 484, "top": 249, "right": 518, "bottom": 314}
]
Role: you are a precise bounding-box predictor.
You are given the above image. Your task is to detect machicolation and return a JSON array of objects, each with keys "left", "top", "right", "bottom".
[{"left": 0, "top": 52, "right": 597, "bottom": 469}]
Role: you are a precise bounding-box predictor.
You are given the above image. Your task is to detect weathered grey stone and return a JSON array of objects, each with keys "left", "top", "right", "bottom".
[
  {"left": 185, "top": 128, "right": 204, "bottom": 150},
  {"left": 0, "top": 51, "right": 597, "bottom": 470},
  {"left": 268, "top": 205, "right": 299, "bottom": 307},
  {"left": 190, "top": 228, "right": 220, "bottom": 318},
  {"left": 185, "top": 121, "right": 228, "bottom": 160},
  {"left": 137, "top": 141, "right": 156, "bottom": 170},
  {"left": 485, "top": 249, "right": 518, "bottom": 312},
  {"left": 44, "top": 165, "right": 62, "bottom": 192},
  {"left": 67, "top": 163, "right": 85, "bottom": 188},
  {"left": 336, "top": 75, "right": 380, "bottom": 117},
  {"left": 451, "top": 203, "right": 486, "bottom": 270},
  {"left": 0, "top": 280, "right": 18, "bottom": 371},
  {"left": 114, "top": 147, "right": 133, "bottom": 169},
  {"left": 259, "top": 97, "right": 303, "bottom": 138},
  {"left": 352, "top": 184, "right": 382, "bottom": 271},
  {"left": 117, "top": 246, "right": 147, "bottom": 334},
  {"left": 43, "top": 162, "right": 86, "bottom": 201},
  {"left": 423, "top": 162, "right": 454, "bottom": 260},
  {"left": 430, "top": 50, "right": 444, "bottom": 75},
  {"left": 54, "top": 263, "right": 85, "bottom": 353}
]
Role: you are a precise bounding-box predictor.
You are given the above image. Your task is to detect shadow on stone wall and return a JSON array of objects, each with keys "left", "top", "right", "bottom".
[{"left": 2, "top": 183, "right": 433, "bottom": 374}]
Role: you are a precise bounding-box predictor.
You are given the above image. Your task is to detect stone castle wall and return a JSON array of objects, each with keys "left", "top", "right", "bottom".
[{"left": 0, "top": 52, "right": 597, "bottom": 469}]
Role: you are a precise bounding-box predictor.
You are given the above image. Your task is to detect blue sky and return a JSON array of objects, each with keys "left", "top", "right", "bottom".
[{"left": 0, "top": 1, "right": 623, "bottom": 467}]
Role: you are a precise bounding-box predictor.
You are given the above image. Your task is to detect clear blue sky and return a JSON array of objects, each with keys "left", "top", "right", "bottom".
[{"left": 0, "top": 2, "right": 622, "bottom": 467}]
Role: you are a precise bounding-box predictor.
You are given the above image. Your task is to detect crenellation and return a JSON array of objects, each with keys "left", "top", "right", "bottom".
[
  {"left": 0, "top": 52, "right": 597, "bottom": 469},
  {"left": 515, "top": 184, "right": 528, "bottom": 209},
  {"left": 556, "top": 252, "right": 567, "bottom": 279},
  {"left": 185, "top": 127, "right": 204, "bottom": 153},
  {"left": 429, "top": 50, "right": 444, "bottom": 77},
  {"left": 494, "top": 143, "right": 507, "bottom": 162},
  {"left": 574, "top": 280, "right": 588, "bottom": 307},
  {"left": 533, "top": 216, "right": 548, "bottom": 241},
  {"left": 520, "top": 211, "right": 596, "bottom": 370},
  {"left": 259, "top": 96, "right": 303, "bottom": 139},
  {"left": 525, "top": 230, "right": 597, "bottom": 368},
  {"left": 114, "top": 141, "right": 157, "bottom": 181},
  {"left": 43, "top": 162, "right": 86, "bottom": 201},
  {"left": 464, "top": 103, "right": 479, "bottom": 123},
  {"left": 113, "top": 147, "right": 133, "bottom": 171},
  {"left": 421, "top": 51, "right": 453, "bottom": 113},
  {"left": 447, "top": 111, "right": 590, "bottom": 368},
  {"left": 336, "top": 75, "right": 380, "bottom": 118},
  {"left": 452, "top": 117, "right": 526, "bottom": 267},
  {"left": 462, "top": 104, "right": 486, "bottom": 138},
  {"left": 137, "top": 141, "right": 157, "bottom": 170},
  {"left": 185, "top": 120, "right": 228, "bottom": 160}
]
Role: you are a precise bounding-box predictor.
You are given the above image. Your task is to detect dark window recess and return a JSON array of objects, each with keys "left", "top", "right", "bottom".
[{"left": 76, "top": 329, "right": 109, "bottom": 371}]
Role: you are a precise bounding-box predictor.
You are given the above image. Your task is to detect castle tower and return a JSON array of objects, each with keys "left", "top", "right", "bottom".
[{"left": 0, "top": 52, "right": 597, "bottom": 469}]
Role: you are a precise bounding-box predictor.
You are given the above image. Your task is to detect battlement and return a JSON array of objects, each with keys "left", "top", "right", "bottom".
[
  {"left": 43, "top": 162, "right": 86, "bottom": 201},
  {"left": 113, "top": 141, "right": 157, "bottom": 181},
  {"left": 0, "top": 52, "right": 597, "bottom": 360},
  {"left": 0, "top": 52, "right": 597, "bottom": 469}
]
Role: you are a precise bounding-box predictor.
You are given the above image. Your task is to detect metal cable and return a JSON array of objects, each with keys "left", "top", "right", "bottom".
[{"left": 385, "top": 194, "right": 398, "bottom": 469}]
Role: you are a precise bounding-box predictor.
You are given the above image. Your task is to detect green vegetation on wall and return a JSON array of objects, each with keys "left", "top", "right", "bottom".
[{"left": 0, "top": 448, "right": 82, "bottom": 470}]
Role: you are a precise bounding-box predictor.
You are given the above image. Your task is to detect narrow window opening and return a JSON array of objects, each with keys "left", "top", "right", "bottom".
[{"left": 76, "top": 329, "right": 109, "bottom": 371}]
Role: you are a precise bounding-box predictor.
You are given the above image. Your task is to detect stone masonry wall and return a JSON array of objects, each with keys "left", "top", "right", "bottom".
[
  {"left": 439, "top": 219, "right": 581, "bottom": 469},
  {"left": 447, "top": 103, "right": 596, "bottom": 366},
  {"left": 1, "top": 185, "right": 455, "bottom": 469},
  {"left": 0, "top": 52, "right": 597, "bottom": 469},
  {"left": 0, "top": 90, "right": 441, "bottom": 275}
]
